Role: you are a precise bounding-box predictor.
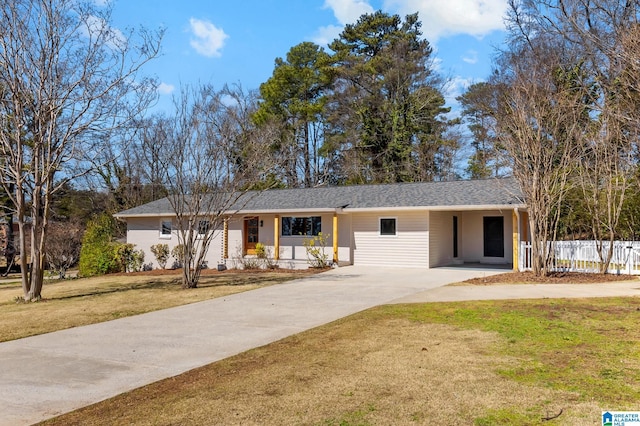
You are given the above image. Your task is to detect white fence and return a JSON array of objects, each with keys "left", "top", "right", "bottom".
[{"left": 519, "top": 240, "right": 640, "bottom": 275}]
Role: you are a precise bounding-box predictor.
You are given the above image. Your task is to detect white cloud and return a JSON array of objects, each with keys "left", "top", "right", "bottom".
[
  {"left": 383, "top": 0, "right": 508, "bottom": 42},
  {"left": 462, "top": 50, "right": 478, "bottom": 64},
  {"left": 446, "top": 75, "right": 473, "bottom": 99},
  {"left": 189, "top": 18, "right": 228, "bottom": 58},
  {"left": 82, "top": 15, "right": 126, "bottom": 50},
  {"left": 313, "top": 0, "right": 374, "bottom": 46},
  {"left": 157, "top": 82, "right": 175, "bottom": 95},
  {"left": 324, "top": 0, "right": 375, "bottom": 25},
  {"left": 315, "top": 0, "right": 507, "bottom": 47},
  {"left": 312, "top": 24, "right": 343, "bottom": 46}
]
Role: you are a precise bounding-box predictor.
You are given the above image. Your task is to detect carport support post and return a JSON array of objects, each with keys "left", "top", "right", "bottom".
[
  {"left": 333, "top": 213, "right": 338, "bottom": 264},
  {"left": 513, "top": 209, "right": 519, "bottom": 272},
  {"left": 274, "top": 215, "right": 280, "bottom": 260},
  {"left": 223, "top": 218, "right": 228, "bottom": 259}
]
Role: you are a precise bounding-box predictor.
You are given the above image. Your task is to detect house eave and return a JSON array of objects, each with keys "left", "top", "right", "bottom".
[
  {"left": 114, "top": 204, "right": 527, "bottom": 220},
  {"left": 113, "top": 208, "right": 342, "bottom": 219},
  {"left": 344, "top": 204, "right": 527, "bottom": 213}
]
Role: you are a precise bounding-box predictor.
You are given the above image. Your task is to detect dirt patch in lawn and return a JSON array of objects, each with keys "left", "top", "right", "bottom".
[{"left": 462, "top": 271, "right": 638, "bottom": 285}]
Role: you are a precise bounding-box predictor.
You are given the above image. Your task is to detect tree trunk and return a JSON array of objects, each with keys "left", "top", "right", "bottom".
[
  {"left": 303, "top": 122, "right": 311, "bottom": 187},
  {"left": 181, "top": 264, "right": 200, "bottom": 289}
]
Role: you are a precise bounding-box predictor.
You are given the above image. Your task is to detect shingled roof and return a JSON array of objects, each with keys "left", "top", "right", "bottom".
[{"left": 114, "top": 178, "right": 524, "bottom": 218}]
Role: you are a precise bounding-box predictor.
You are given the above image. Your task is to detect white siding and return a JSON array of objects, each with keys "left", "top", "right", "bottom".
[
  {"left": 126, "top": 217, "right": 227, "bottom": 270},
  {"left": 430, "top": 210, "right": 515, "bottom": 267},
  {"left": 125, "top": 208, "right": 514, "bottom": 270},
  {"left": 127, "top": 217, "right": 178, "bottom": 269},
  {"left": 429, "top": 211, "right": 458, "bottom": 267},
  {"left": 352, "top": 211, "right": 429, "bottom": 268},
  {"left": 460, "top": 210, "right": 513, "bottom": 265}
]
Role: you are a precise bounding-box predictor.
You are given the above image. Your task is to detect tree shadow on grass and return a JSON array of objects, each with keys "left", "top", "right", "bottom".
[{"left": 43, "top": 274, "right": 293, "bottom": 301}]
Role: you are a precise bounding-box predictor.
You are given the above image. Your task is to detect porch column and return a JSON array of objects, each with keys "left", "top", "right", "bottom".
[
  {"left": 274, "top": 215, "right": 280, "bottom": 261},
  {"left": 512, "top": 209, "right": 519, "bottom": 272},
  {"left": 332, "top": 213, "right": 338, "bottom": 264},
  {"left": 223, "top": 218, "right": 229, "bottom": 259}
]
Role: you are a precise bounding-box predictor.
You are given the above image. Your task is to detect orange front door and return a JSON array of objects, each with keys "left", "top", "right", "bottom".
[{"left": 244, "top": 217, "right": 259, "bottom": 255}]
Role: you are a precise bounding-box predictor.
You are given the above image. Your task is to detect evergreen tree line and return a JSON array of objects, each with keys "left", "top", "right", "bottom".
[{"left": 91, "top": 10, "right": 457, "bottom": 203}]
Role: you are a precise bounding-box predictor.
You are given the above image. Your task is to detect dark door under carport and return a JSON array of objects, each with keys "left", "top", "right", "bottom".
[{"left": 483, "top": 216, "right": 504, "bottom": 257}]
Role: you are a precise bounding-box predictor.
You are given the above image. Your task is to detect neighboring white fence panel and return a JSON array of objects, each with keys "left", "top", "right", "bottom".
[{"left": 519, "top": 241, "right": 640, "bottom": 275}]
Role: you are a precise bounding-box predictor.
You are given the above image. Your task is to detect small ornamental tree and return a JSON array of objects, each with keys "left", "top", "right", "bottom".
[
  {"left": 45, "top": 220, "right": 83, "bottom": 279},
  {"left": 150, "top": 243, "right": 169, "bottom": 269},
  {"left": 303, "top": 232, "right": 330, "bottom": 268}
]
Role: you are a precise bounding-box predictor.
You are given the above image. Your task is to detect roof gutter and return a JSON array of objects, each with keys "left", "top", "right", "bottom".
[
  {"left": 113, "top": 203, "right": 527, "bottom": 219},
  {"left": 342, "top": 204, "right": 527, "bottom": 213}
]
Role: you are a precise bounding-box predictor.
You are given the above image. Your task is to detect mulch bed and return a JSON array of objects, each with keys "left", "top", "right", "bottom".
[
  {"left": 111, "top": 267, "right": 324, "bottom": 277},
  {"left": 465, "top": 271, "right": 638, "bottom": 285}
]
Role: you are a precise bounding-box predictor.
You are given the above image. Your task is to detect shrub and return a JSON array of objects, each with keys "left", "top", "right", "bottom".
[
  {"left": 78, "top": 214, "right": 121, "bottom": 277},
  {"left": 303, "top": 232, "right": 331, "bottom": 268},
  {"left": 116, "top": 244, "right": 145, "bottom": 272},
  {"left": 171, "top": 244, "right": 184, "bottom": 269},
  {"left": 262, "top": 245, "right": 279, "bottom": 269},
  {"left": 150, "top": 243, "right": 170, "bottom": 269},
  {"left": 255, "top": 242, "right": 266, "bottom": 259},
  {"left": 242, "top": 256, "right": 262, "bottom": 270}
]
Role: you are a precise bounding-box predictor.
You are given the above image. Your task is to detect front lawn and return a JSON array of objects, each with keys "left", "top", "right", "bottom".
[{"left": 42, "top": 297, "right": 640, "bottom": 425}]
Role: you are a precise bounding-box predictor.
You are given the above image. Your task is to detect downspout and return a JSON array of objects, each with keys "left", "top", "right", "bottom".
[{"left": 333, "top": 212, "right": 338, "bottom": 265}]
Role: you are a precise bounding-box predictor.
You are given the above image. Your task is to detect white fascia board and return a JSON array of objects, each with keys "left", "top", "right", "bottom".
[
  {"left": 114, "top": 204, "right": 527, "bottom": 219},
  {"left": 114, "top": 208, "right": 341, "bottom": 219},
  {"left": 344, "top": 204, "right": 527, "bottom": 213},
  {"left": 229, "top": 208, "right": 340, "bottom": 215},
  {"left": 113, "top": 213, "right": 173, "bottom": 219}
]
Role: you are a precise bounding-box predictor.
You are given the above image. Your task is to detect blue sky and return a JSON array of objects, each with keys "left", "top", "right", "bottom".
[{"left": 106, "top": 0, "right": 508, "bottom": 113}]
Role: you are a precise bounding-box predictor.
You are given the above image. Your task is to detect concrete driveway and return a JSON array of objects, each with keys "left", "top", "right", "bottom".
[
  {"left": 0, "top": 265, "right": 638, "bottom": 425},
  {"left": 0, "top": 266, "right": 500, "bottom": 425}
]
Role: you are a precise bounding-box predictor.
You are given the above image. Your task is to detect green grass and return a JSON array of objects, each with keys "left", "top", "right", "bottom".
[{"left": 383, "top": 298, "right": 640, "bottom": 408}]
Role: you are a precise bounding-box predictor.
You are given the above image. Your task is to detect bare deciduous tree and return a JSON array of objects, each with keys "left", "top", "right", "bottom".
[
  {"left": 502, "top": 0, "right": 640, "bottom": 273},
  {"left": 494, "top": 6, "right": 585, "bottom": 275},
  {"left": 0, "top": 0, "right": 161, "bottom": 300},
  {"left": 491, "top": 0, "right": 640, "bottom": 275},
  {"left": 555, "top": 0, "right": 640, "bottom": 272},
  {"left": 45, "top": 220, "right": 83, "bottom": 279},
  {"left": 157, "top": 84, "right": 278, "bottom": 288}
]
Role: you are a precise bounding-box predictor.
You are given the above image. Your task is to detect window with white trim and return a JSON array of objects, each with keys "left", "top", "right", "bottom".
[
  {"left": 281, "top": 216, "right": 321, "bottom": 236},
  {"left": 198, "top": 220, "right": 211, "bottom": 235},
  {"left": 380, "top": 217, "right": 396, "bottom": 236},
  {"left": 160, "top": 220, "right": 172, "bottom": 238}
]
